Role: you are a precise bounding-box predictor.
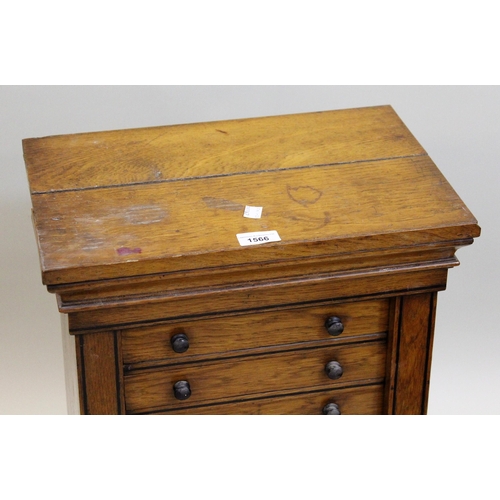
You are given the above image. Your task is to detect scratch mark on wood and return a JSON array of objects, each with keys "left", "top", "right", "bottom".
[
  {"left": 202, "top": 197, "right": 243, "bottom": 211},
  {"left": 81, "top": 239, "right": 106, "bottom": 251},
  {"left": 124, "top": 205, "right": 168, "bottom": 225},
  {"left": 116, "top": 247, "right": 142, "bottom": 256},
  {"left": 73, "top": 205, "right": 167, "bottom": 227}
]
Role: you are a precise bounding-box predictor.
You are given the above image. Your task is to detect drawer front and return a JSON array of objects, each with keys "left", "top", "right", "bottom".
[
  {"left": 124, "top": 341, "right": 386, "bottom": 413},
  {"left": 121, "top": 299, "right": 389, "bottom": 367},
  {"left": 157, "top": 384, "right": 384, "bottom": 415}
]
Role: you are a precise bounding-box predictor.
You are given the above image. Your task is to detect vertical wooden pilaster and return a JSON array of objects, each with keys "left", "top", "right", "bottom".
[
  {"left": 385, "top": 292, "right": 437, "bottom": 415},
  {"left": 75, "top": 331, "right": 124, "bottom": 415}
]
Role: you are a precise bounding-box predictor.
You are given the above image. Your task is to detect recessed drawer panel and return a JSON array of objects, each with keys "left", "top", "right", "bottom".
[
  {"left": 156, "top": 384, "right": 385, "bottom": 415},
  {"left": 124, "top": 341, "right": 386, "bottom": 413},
  {"left": 121, "top": 299, "right": 389, "bottom": 367}
]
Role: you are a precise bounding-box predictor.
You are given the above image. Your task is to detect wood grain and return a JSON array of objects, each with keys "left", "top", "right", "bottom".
[
  {"left": 384, "top": 297, "right": 401, "bottom": 414},
  {"left": 77, "top": 332, "right": 122, "bottom": 414},
  {"left": 157, "top": 384, "right": 384, "bottom": 415},
  {"left": 52, "top": 245, "right": 458, "bottom": 308},
  {"left": 67, "top": 267, "right": 448, "bottom": 332},
  {"left": 23, "top": 106, "right": 481, "bottom": 415},
  {"left": 124, "top": 341, "right": 386, "bottom": 413},
  {"left": 391, "top": 293, "right": 437, "bottom": 414},
  {"left": 30, "top": 155, "right": 479, "bottom": 285},
  {"left": 23, "top": 106, "right": 424, "bottom": 193},
  {"left": 121, "top": 299, "right": 389, "bottom": 367}
]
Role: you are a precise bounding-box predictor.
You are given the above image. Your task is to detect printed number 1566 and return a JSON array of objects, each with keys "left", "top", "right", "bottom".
[{"left": 248, "top": 236, "right": 269, "bottom": 243}]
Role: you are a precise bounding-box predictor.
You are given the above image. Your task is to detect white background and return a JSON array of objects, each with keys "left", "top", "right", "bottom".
[
  {"left": 1, "top": 4, "right": 499, "bottom": 497},
  {"left": 1, "top": 85, "right": 498, "bottom": 415}
]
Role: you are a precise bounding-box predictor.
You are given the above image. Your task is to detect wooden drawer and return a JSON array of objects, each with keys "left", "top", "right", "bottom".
[
  {"left": 121, "top": 299, "right": 389, "bottom": 367},
  {"left": 156, "top": 384, "right": 384, "bottom": 415},
  {"left": 124, "top": 341, "right": 386, "bottom": 413}
]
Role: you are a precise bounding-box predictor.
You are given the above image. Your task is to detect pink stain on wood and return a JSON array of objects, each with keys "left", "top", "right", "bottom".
[{"left": 116, "top": 247, "right": 142, "bottom": 256}]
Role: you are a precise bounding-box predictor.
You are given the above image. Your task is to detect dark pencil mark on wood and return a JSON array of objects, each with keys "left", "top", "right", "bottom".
[
  {"left": 287, "top": 185, "right": 323, "bottom": 206},
  {"left": 284, "top": 211, "right": 331, "bottom": 230}
]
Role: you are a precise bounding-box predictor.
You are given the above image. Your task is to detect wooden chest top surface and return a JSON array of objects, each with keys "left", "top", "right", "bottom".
[{"left": 23, "top": 106, "right": 480, "bottom": 285}]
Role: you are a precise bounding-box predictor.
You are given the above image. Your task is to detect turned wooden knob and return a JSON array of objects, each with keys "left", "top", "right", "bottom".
[
  {"left": 325, "top": 360, "right": 343, "bottom": 380},
  {"left": 173, "top": 380, "right": 191, "bottom": 400},
  {"left": 171, "top": 333, "right": 189, "bottom": 353},
  {"left": 322, "top": 403, "right": 341, "bottom": 415},
  {"left": 324, "top": 316, "right": 344, "bottom": 336}
]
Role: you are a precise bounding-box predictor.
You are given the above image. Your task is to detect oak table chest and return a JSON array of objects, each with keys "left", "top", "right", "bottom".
[{"left": 23, "top": 106, "right": 480, "bottom": 415}]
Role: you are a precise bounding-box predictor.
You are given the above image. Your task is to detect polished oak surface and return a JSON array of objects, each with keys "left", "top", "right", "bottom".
[
  {"left": 157, "top": 385, "right": 385, "bottom": 415},
  {"left": 24, "top": 107, "right": 479, "bottom": 286},
  {"left": 121, "top": 299, "right": 389, "bottom": 367},
  {"left": 23, "top": 106, "right": 480, "bottom": 414},
  {"left": 24, "top": 105, "right": 425, "bottom": 193},
  {"left": 124, "top": 341, "right": 387, "bottom": 413}
]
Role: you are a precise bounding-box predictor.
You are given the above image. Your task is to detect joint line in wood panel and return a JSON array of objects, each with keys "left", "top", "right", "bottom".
[
  {"left": 69, "top": 284, "right": 445, "bottom": 334},
  {"left": 78, "top": 335, "right": 89, "bottom": 415},
  {"left": 113, "top": 332, "right": 122, "bottom": 415},
  {"left": 384, "top": 296, "right": 401, "bottom": 414},
  {"left": 123, "top": 336, "right": 388, "bottom": 373},
  {"left": 128, "top": 381, "right": 386, "bottom": 415},
  {"left": 30, "top": 153, "right": 429, "bottom": 195},
  {"left": 50, "top": 239, "right": 468, "bottom": 293},
  {"left": 421, "top": 293, "right": 437, "bottom": 414},
  {"left": 392, "top": 297, "right": 405, "bottom": 414}
]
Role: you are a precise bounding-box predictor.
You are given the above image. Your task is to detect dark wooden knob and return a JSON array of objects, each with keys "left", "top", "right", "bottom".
[
  {"left": 171, "top": 333, "right": 189, "bottom": 353},
  {"left": 325, "top": 360, "right": 343, "bottom": 380},
  {"left": 173, "top": 380, "right": 191, "bottom": 400},
  {"left": 324, "top": 316, "right": 344, "bottom": 336},
  {"left": 322, "top": 403, "right": 341, "bottom": 415}
]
